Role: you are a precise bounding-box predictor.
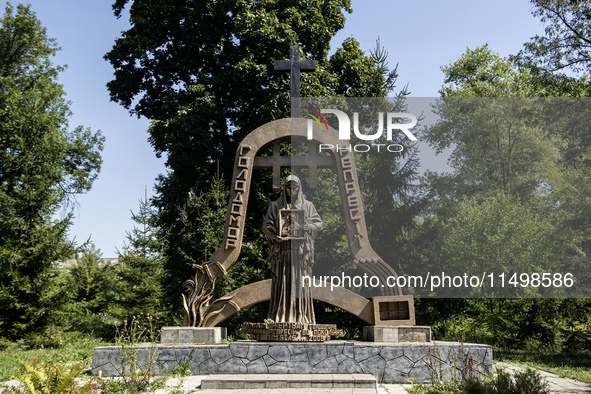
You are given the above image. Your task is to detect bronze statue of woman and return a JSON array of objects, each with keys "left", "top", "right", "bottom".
[{"left": 262, "top": 175, "right": 322, "bottom": 324}]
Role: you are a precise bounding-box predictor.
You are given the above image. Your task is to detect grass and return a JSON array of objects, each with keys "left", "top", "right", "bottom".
[
  {"left": 0, "top": 339, "right": 193, "bottom": 393},
  {"left": 90, "top": 360, "right": 193, "bottom": 393},
  {"left": 0, "top": 335, "right": 106, "bottom": 383},
  {"left": 495, "top": 349, "right": 591, "bottom": 384}
]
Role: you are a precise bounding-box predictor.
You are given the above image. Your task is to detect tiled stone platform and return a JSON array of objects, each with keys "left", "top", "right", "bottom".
[
  {"left": 200, "top": 373, "right": 377, "bottom": 389},
  {"left": 91, "top": 341, "right": 492, "bottom": 384}
]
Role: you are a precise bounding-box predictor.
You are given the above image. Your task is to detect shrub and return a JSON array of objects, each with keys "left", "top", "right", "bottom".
[
  {"left": 409, "top": 367, "right": 549, "bottom": 394},
  {"left": 0, "top": 338, "right": 10, "bottom": 351},
  {"left": 6, "top": 354, "right": 99, "bottom": 394}
]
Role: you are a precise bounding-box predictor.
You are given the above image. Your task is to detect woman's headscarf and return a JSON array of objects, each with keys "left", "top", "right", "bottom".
[{"left": 282, "top": 174, "right": 303, "bottom": 208}]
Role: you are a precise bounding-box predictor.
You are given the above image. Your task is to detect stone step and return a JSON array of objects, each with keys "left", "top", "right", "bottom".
[{"left": 200, "top": 373, "right": 377, "bottom": 390}]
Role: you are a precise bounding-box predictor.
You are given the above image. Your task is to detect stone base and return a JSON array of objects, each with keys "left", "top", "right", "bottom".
[
  {"left": 91, "top": 341, "right": 492, "bottom": 383},
  {"left": 201, "top": 373, "right": 377, "bottom": 389},
  {"left": 161, "top": 327, "right": 227, "bottom": 344},
  {"left": 240, "top": 322, "right": 343, "bottom": 342},
  {"left": 363, "top": 326, "right": 431, "bottom": 343}
]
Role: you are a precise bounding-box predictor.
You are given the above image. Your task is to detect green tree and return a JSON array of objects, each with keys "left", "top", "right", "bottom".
[
  {"left": 511, "top": 0, "right": 591, "bottom": 350},
  {"left": 0, "top": 3, "right": 104, "bottom": 339},
  {"left": 122, "top": 189, "right": 162, "bottom": 260},
  {"left": 65, "top": 244, "right": 118, "bottom": 338},
  {"left": 437, "top": 193, "right": 559, "bottom": 296},
  {"left": 427, "top": 46, "right": 561, "bottom": 202},
  {"left": 420, "top": 46, "right": 571, "bottom": 282},
  {"left": 510, "top": 0, "right": 591, "bottom": 282},
  {"left": 334, "top": 42, "right": 425, "bottom": 271},
  {"left": 440, "top": 45, "right": 539, "bottom": 97},
  {"left": 509, "top": 0, "right": 591, "bottom": 96},
  {"left": 114, "top": 194, "right": 165, "bottom": 320},
  {"left": 68, "top": 245, "right": 116, "bottom": 315},
  {"left": 304, "top": 40, "right": 423, "bottom": 282},
  {"left": 435, "top": 46, "right": 591, "bottom": 282},
  {"left": 443, "top": 44, "right": 590, "bottom": 97},
  {"left": 410, "top": 44, "right": 591, "bottom": 348},
  {"left": 106, "top": 0, "right": 407, "bottom": 322},
  {"left": 516, "top": 0, "right": 591, "bottom": 75},
  {"left": 328, "top": 37, "right": 397, "bottom": 97}
]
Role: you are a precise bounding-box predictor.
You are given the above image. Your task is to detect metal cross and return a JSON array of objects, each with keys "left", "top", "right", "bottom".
[
  {"left": 274, "top": 45, "right": 316, "bottom": 118},
  {"left": 253, "top": 142, "right": 334, "bottom": 192}
]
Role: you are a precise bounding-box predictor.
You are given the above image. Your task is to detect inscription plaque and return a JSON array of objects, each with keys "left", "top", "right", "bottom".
[{"left": 240, "top": 322, "right": 343, "bottom": 342}]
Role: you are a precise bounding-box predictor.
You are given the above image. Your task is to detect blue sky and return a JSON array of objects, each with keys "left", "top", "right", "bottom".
[{"left": 20, "top": 0, "right": 545, "bottom": 256}]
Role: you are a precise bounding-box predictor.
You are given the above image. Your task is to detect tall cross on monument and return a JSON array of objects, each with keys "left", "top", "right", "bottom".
[{"left": 274, "top": 45, "right": 316, "bottom": 118}]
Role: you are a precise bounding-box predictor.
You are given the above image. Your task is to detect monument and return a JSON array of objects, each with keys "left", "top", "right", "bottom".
[
  {"left": 180, "top": 46, "right": 420, "bottom": 337},
  {"left": 91, "top": 46, "right": 493, "bottom": 383}
]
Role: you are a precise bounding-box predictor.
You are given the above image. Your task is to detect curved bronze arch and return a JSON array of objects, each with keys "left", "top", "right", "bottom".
[
  {"left": 201, "top": 279, "right": 375, "bottom": 327},
  {"left": 183, "top": 118, "right": 402, "bottom": 327}
]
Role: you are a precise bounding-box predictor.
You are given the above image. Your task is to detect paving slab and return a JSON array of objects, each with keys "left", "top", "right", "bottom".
[
  {"left": 381, "top": 384, "right": 413, "bottom": 393},
  {"left": 152, "top": 375, "right": 203, "bottom": 394},
  {"left": 201, "top": 373, "right": 377, "bottom": 390}
]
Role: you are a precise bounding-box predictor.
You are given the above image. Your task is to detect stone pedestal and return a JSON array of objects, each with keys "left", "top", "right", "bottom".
[
  {"left": 363, "top": 326, "right": 431, "bottom": 343},
  {"left": 92, "top": 341, "right": 492, "bottom": 383},
  {"left": 161, "top": 327, "right": 227, "bottom": 344}
]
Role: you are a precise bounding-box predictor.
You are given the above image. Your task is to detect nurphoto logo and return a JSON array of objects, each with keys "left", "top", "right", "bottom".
[{"left": 304, "top": 108, "right": 418, "bottom": 153}]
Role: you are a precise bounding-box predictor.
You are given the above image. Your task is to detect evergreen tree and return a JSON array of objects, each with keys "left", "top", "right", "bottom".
[
  {"left": 114, "top": 192, "right": 165, "bottom": 320},
  {"left": 68, "top": 244, "right": 116, "bottom": 315},
  {"left": 0, "top": 3, "right": 104, "bottom": 339},
  {"left": 66, "top": 244, "right": 118, "bottom": 338}
]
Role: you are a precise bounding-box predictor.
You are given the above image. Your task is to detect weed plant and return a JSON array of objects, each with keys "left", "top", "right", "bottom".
[
  {"left": 423, "top": 343, "right": 483, "bottom": 384},
  {"left": 408, "top": 368, "right": 549, "bottom": 394},
  {"left": 415, "top": 343, "right": 549, "bottom": 394},
  {"left": 98, "top": 313, "right": 162, "bottom": 393}
]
